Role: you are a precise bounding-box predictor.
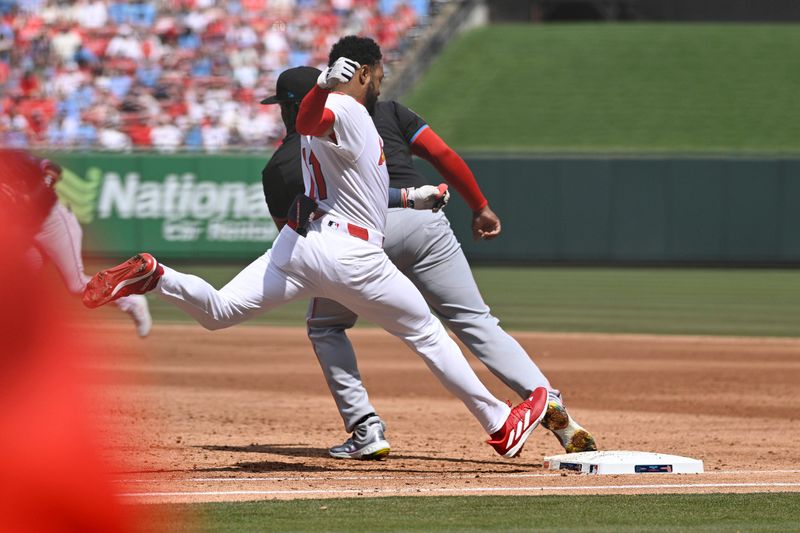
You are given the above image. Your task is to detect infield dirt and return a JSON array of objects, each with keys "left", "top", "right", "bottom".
[{"left": 85, "top": 323, "right": 800, "bottom": 503}]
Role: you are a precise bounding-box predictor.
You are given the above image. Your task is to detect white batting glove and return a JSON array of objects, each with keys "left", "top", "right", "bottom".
[
  {"left": 403, "top": 184, "right": 450, "bottom": 212},
  {"left": 317, "top": 57, "right": 360, "bottom": 89}
]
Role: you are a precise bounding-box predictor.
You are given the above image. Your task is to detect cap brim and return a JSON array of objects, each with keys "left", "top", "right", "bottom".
[{"left": 260, "top": 95, "right": 282, "bottom": 105}]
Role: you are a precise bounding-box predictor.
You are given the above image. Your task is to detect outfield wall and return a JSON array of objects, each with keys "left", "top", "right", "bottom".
[
  {"left": 53, "top": 153, "right": 800, "bottom": 264},
  {"left": 425, "top": 156, "right": 800, "bottom": 264}
]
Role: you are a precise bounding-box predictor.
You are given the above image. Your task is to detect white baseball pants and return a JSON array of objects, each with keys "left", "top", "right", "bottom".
[
  {"left": 28, "top": 202, "right": 145, "bottom": 314},
  {"left": 155, "top": 218, "right": 511, "bottom": 434},
  {"left": 308, "top": 208, "right": 553, "bottom": 432}
]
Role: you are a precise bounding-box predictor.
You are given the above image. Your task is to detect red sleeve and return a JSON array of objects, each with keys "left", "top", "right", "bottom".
[
  {"left": 296, "top": 85, "right": 336, "bottom": 137},
  {"left": 411, "top": 127, "right": 488, "bottom": 212}
]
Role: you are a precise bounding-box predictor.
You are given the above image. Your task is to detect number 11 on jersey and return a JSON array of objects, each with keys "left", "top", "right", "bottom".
[{"left": 302, "top": 147, "right": 328, "bottom": 201}]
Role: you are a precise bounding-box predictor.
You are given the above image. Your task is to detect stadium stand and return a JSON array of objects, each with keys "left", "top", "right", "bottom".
[{"left": 0, "top": 0, "right": 435, "bottom": 151}]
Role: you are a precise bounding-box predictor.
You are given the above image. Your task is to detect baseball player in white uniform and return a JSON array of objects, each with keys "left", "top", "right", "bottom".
[
  {"left": 82, "top": 36, "right": 549, "bottom": 458},
  {"left": 0, "top": 149, "right": 151, "bottom": 337},
  {"left": 259, "top": 66, "right": 596, "bottom": 460}
]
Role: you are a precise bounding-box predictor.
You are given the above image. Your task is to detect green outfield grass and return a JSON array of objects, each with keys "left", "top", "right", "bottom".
[
  {"left": 403, "top": 24, "right": 800, "bottom": 153},
  {"left": 471, "top": 267, "right": 800, "bottom": 337},
  {"left": 93, "top": 264, "right": 800, "bottom": 337},
  {"left": 142, "top": 493, "right": 800, "bottom": 532}
]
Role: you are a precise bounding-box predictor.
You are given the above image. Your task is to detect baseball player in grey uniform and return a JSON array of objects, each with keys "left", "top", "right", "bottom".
[{"left": 260, "top": 66, "right": 597, "bottom": 459}]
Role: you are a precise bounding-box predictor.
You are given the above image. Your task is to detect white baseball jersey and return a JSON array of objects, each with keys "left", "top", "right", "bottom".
[{"left": 300, "top": 92, "right": 389, "bottom": 233}]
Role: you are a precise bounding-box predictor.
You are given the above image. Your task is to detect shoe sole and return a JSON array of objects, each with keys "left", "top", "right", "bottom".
[
  {"left": 542, "top": 403, "right": 570, "bottom": 431},
  {"left": 109, "top": 255, "right": 157, "bottom": 298},
  {"left": 329, "top": 440, "right": 391, "bottom": 460},
  {"left": 565, "top": 430, "right": 597, "bottom": 453},
  {"left": 84, "top": 255, "right": 157, "bottom": 308},
  {"left": 543, "top": 402, "right": 598, "bottom": 453}
]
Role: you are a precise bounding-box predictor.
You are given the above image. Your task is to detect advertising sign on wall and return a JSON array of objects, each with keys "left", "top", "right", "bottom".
[{"left": 52, "top": 153, "right": 275, "bottom": 259}]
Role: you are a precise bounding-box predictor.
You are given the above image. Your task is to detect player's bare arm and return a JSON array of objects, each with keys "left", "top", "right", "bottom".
[{"left": 410, "top": 126, "right": 501, "bottom": 240}]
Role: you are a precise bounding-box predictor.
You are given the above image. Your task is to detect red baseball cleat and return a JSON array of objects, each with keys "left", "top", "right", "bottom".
[
  {"left": 82, "top": 253, "right": 163, "bottom": 309},
  {"left": 487, "top": 386, "right": 548, "bottom": 458}
]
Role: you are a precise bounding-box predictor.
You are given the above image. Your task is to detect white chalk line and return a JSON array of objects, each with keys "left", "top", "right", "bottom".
[
  {"left": 121, "top": 482, "right": 800, "bottom": 498},
  {"left": 114, "top": 468, "right": 800, "bottom": 484},
  {"left": 115, "top": 473, "right": 564, "bottom": 484}
]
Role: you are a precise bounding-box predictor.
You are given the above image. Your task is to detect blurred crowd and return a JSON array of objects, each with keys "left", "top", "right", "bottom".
[{"left": 0, "top": 0, "right": 431, "bottom": 152}]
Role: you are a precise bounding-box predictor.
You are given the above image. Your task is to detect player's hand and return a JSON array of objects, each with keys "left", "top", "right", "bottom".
[
  {"left": 403, "top": 184, "right": 450, "bottom": 212},
  {"left": 317, "top": 57, "right": 360, "bottom": 89},
  {"left": 472, "top": 204, "right": 501, "bottom": 240}
]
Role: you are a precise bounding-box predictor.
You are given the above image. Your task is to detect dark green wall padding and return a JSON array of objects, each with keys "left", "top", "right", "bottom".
[{"left": 419, "top": 156, "right": 800, "bottom": 264}]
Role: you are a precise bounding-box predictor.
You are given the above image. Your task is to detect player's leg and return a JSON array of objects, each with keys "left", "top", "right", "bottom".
[
  {"left": 113, "top": 295, "right": 152, "bottom": 337},
  {"left": 34, "top": 203, "right": 152, "bottom": 336},
  {"left": 306, "top": 298, "right": 377, "bottom": 431},
  {"left": 336, "top": 279, "right": 509, "bottom": 432},
  {"left": 33, "top": 203, "right": 91, "bottom": 294},
  {"left": 387, "top": 209, "right": 595, "bottom": 452},
  {"left": 85, "top": 226, "right": 313, "bottom": 329},
  {"left": 155, "top": 250, "right": 309, "bottom": 330},
  {"left": 306, "top": 298, "right": 389, "bottom": 459},
  {"left": 321, "top": 230, "right": 513, "bottom": 436},
  {"left": 386, "top": 209, "right": 550, "bottom": 399},
  {"left": 328, "top": 247, "right": 547, "bottom": 457}
]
